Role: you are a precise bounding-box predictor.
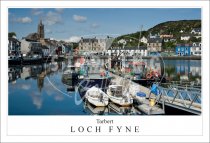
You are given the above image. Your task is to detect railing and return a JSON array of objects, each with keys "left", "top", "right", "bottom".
[{"left": 157, "top": 85, "right": 201, "bottom": 114}]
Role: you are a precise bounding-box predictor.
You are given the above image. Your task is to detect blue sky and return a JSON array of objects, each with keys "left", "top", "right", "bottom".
[{"left": 9, "top": 8, "right": 201, "bottom": 41}]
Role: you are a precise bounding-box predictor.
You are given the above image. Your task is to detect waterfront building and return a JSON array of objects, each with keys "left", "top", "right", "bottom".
[
  {"left": 191, "top": 28, "right": 201, "bottom": 35},
  {"left": 147, "top": 38, "right": 163, "bottom": 55},
  {"left": 40, "top": 39, "right": 58, "bottom": 56},
  {"left": 41, "top": 45, "right": 50, "bottom": 57},
  {"left": 107, "top": 46, "right": 147, "bottom": 57},
  {"left": 79, "top": 37, "right": 113, "bottom": 54},
  {"left": 78, "top": 37, "right": 100, "bottom": 53},
  {"left": 8, "top": 37, "right": 21, "bottom": 59},
  {"left": 20, "top": 39, "right": 43, "bottom": 57},
  {"left": 175, "top": 44, "right": 191, "bottom": 56},
  {"left": 191, "top": 42, "right": 201, "bottom": 56}
]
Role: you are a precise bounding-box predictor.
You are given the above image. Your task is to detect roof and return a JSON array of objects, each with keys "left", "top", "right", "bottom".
[
  {"left": 192, "top": 28, "right": 201, "bottom": 32},
  {"left": 9, "top": 37, "right": 20, "bottom": 43},
  {"left": 176, "top": 44, "right": 192, "bottom": 47},
  {"left": 147, "top": 38, "right": 162, "bottom": 43},
  {"left": 192, "top": 42, "right": 201, "bottom": 47},
  {"left": 80, "top": 38, "right": 98, "bottom": 43},
  {"left": 109, "top": 46, "right": 147, "bottom": 50},
  {"left": 25, "top": 33, "right": 39, "bottom": 41}
]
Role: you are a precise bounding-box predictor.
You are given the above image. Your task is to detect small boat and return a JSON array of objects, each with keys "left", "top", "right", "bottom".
[
  {"left": 107, "top": 85, "right": 133, "bottom": 106},
  {"left": 85, "top": 86, "right": 109, "bottom": 107}
]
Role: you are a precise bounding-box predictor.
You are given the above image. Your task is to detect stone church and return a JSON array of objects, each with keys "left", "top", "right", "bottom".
[{"left": 25, "top": 20, "right": 45, "bottom": 41}]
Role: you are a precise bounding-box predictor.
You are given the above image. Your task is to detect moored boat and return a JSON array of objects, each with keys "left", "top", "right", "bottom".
[
  {"left": 107, "top": 85, "right": 133, "bottom": 106},
  {"left": 85, "top": 86, "right": 109, "bottom": 107}
]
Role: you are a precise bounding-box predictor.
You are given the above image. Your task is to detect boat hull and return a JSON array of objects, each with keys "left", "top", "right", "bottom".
[
  {"left": 86, "top": 96, "right": 109, "bottom": 107},
  {"left": 85, "top": 86, "right": 109, "bottom": 107},
  {"left": 107, "top": 91, "right": 133, "bottom": 106}
]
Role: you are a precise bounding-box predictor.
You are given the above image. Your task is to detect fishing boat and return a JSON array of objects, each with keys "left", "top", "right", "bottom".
[
  {"left": 85, "top": 86, "right": 109, "bottom": 107},
  {"left": 77, "top": 61, "right": 112, "bottom": 89},
  {"left": 107, "top": 85, "right": 133, "bottom": 106}
]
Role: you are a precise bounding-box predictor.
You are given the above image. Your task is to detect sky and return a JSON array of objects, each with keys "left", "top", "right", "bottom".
[{"left": 9, "top": 8, "right": 201, "bottom": 42}]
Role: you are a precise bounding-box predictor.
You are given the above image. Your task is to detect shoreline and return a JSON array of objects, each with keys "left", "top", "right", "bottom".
[
  {"left": 73, "top": 55, "right": 201, "bottom": 60},
  {"left": 142, "top": 56, "right": 201, "bottom": 60}
]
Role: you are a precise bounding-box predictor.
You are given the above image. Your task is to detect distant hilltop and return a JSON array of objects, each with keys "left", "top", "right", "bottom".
[
  {"left": 148, "top": 20, "right": 201, "bottom": 35},
  {"left": 112, "top": 20, "right": 201, "bottom": 47}
]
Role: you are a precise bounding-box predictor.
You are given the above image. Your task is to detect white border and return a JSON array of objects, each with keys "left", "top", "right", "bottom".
[{"left": 1, "top": 1, "right": 209, "bottom": 142}]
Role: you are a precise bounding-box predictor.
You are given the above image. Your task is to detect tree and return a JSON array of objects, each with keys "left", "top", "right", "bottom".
[
  {"left": 189, "top": 36, "right": 201, "bottom": 42},
  {"left": 8, "top": 32, "right": 16, "bottom": 38},
  {"left": 163, "top": 41, "right": 176, "bottom": 54}
]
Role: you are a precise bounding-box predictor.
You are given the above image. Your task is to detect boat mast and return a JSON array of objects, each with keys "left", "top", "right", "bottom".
[{"left": 137, "top": 25, "right": 143, "bottom": 50}]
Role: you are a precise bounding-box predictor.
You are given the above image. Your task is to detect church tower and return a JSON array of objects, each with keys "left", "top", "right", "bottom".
[{"left": 37, "top": 20, "right": 44, "bottom": 39}]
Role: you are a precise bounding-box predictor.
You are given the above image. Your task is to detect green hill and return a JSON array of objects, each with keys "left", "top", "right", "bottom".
[{"left": 112, "top": 20, "right": 201, "bottom": 47}]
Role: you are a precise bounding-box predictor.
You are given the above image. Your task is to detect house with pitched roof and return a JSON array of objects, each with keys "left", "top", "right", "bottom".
[
  {"left": 147, "top": 38, "right": 163, "bottom": 55},
  {"left": 191, "top": 28, "right": 201, "bottom": 35}
]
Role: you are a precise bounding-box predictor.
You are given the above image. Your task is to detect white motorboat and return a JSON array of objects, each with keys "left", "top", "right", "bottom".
[
  {"left": 107, "top": 85, "right": 133, "bottom": 106},
  {"left": 85, "top": 86, "right": 109, "bottom": 107}
]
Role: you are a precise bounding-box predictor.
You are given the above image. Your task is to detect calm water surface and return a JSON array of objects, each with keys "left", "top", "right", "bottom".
[{"left": 8, "top": 59, "right": 201, "bottom": 115}]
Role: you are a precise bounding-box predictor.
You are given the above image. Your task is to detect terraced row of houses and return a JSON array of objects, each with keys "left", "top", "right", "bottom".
[{"left": 8, "top": 21, "right": 72, "bottom": 60}]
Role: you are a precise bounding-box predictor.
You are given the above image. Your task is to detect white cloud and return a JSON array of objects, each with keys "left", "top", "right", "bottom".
[
  {"left": 73, "top": 15, "right": 87, "bottom": 23},
  {"left": 14, "top": 17, "right": 32, "bottom": 23},
  {"left": 44, "top": 11, "right": 62, "bottom": 26},
  {"left": 66, "top": 36, "right": 81, "bottom": 43},
  {"left": 55, "top": 8, "right": 64, "bottom": 13},
  {"left": 32, "top": 9, "right": 43, "bottom": 15},
  {"left": 91, "top": 23, "right": 99, "bottom": 28}
]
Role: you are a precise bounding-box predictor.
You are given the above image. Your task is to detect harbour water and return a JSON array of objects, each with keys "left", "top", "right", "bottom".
[{"left": 8, "top": 59, "right": 201, "bottom": 115}]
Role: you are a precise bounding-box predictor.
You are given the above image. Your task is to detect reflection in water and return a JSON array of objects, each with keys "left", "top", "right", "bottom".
[
  {"left": 83, "top": 101, "right": 108, "bottom": 115},
  {"left": 164, "top": 60, "right": 201, "bottom": 83},
  {"left": 8, "top": 59, "right": 201, "bottom": 115},
  {"left": 83, "top": 101, "right": 139, "bottom": 115}
]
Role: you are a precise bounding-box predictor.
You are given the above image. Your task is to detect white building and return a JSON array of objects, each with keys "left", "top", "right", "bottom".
[
  {"left": 107, "top": 47, "right": 148, "bottom": 57},
  {"left": 8, "top": 37, "right": 21, "bottom": 58},
  {"left": 191, "top": 28, "right": 201, "bottom": 35},
  {"left": 118, "top": 39, "right": 127, "bottom": 45},
  {"left": 20, "top": 39, "right": 42, "bottom": 57},
  {"left": 191, "top": 42, "right": 201, "bottom": 56},
  {"left": 140, "top": 36, "right": 148, "bottom": 44},
  {"left": 181, "top": 34, "right": 191, "bottom": 41},
  {"left": 180, "top": 30, "right": 184, "bottom": 33}
]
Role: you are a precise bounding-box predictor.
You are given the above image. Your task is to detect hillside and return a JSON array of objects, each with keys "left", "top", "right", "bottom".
[
  {"left": 148, "top": 20, "right": 201, "bottom": 36},
  {"left": 112, "top": 20, "right": 201, "bottom": 47}
]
